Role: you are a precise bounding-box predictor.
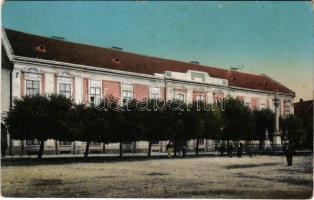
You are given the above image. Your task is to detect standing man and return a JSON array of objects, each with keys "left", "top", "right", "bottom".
[
  {"left": 1, "top": 123, "right": 8, "bottom": 157},
  {"left": 284, "top": 142, "right": 295, "bottom": 166},
  {"left": 166, "top": 141, "right": 173, "bottom": 158},
  {"left": 237, "top": 142, "right": 243, "bottom": 158}
]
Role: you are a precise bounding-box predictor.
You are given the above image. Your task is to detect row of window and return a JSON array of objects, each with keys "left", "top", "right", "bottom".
[
  {"left": 25, "top": 79, "right": 161, "bottom": 104},
  {"left": 25, "top": 140, "right": 161, "bottom": 146},
  {"left": 26, "top": 80, "right": 71, "bottom": 98},
  {"left": 24, "top": 80, "right": 291, "bottom": 115}
]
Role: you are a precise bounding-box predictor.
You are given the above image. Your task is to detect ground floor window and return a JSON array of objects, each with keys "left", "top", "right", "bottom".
[
  {"left": 26, "top": 139, "right": 40, "bottom": 145},
  {"left": 59, "top": 141, "right": 72, "bottom": 145},
  {"left": 152, "top": 140, "right": 159, "bottom": 145},
  {"left": 91, "top": 142, "right": 101, "bottom": 146}
]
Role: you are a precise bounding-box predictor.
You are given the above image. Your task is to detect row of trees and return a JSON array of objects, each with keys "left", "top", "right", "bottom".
[{"left": 5, "top": 94, "right": 307, "bottom": 159}]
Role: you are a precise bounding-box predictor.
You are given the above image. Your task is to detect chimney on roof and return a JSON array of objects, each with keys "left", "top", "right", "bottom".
[
  {"left": 111, "top": 46, "right": 123, "bottom": 51},
  {"left": 230, "top": 64, "right": 244, "bottom": 71},
  {"left": 189, "top": 61, "right": 199, "bottom": 65},
  {"left": 300, "top": 98, "right": 303, "bottom": 102},
  {"left": 51, "top": 36, "right": 65, "bottom": 40}
]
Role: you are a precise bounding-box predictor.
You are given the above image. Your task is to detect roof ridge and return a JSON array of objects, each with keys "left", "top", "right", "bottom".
[
  {"left": 4, "top": 28, "right": 295, "bottom": 95},
  {"left": 4, "top": 28, "right": 263, "bottom": 77}
]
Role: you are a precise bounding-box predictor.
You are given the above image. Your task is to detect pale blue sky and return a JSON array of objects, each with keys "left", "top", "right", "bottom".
[{"left": 2, "top": 1, "right": 313, "bottom": 101}]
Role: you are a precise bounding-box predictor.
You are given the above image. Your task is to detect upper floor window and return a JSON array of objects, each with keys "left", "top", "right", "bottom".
[
  {"left": 26, "top": 80, "right": 40, "bottom": 96},
  {"left": 191, "top": 72, "right": 205, "bottom": 82},
  {"left": 244, "top": 102, "right": 251, "bottom": 107},
  {"left": 90, "top": 80, "right": 101, "bottom": 104},
  {"left": 122, "top": 90, "right": 132, "bottom": 105},
  {"left": 90, "top": 87, "right": 101, "bottom": 103},
  {"left": 57, "top": 72, "right": 73, "bottom": 99},
  {"left": 176, "top": 94, "right": 184, "bottom": 102},
  {"left": 150, "top": 87, "right": 160, "bottom": 100},
  {"left": 122, "top": 83, "right": 133, "bottom": 105},
  {"left": 196, "top": 95, "right": 205, "bottom": 103},
  {"left": 59, "top": 83, "right": 71, "bottom": 98}
]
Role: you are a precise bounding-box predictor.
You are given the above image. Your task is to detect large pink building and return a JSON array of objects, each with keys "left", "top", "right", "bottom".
[{"left": 1, "top": 29, "right": 295, "bottom": 155}]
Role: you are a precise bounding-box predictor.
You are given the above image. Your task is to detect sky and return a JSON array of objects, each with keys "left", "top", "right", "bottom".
[{"left": 2, "top": 1, "right": 313, "bottom": 101}]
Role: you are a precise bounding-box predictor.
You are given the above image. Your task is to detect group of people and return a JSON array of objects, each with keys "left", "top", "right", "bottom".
[
  {"left": 215, "top": 142, "right": 246, "bottom": 158},
  {"left": 215, "top": 141, "right": 296, "bottom": 166},
  {"left": 166, "top": 141, "right": 187, "bottom": 158}
]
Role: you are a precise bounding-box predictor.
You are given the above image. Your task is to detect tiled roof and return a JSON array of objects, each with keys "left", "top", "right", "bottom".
[{"left": 4, "top": 29, "right": 294, "bottom": 95}]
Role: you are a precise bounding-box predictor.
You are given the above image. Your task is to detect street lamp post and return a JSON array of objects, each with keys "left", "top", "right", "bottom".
[{"left": 273, "top": 92, "right": 281, "bottom": 147}]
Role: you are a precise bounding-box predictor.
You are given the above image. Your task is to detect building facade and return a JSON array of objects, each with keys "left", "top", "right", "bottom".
[{"left": 1, "top": 29, "right": 295, "bottom": 155}]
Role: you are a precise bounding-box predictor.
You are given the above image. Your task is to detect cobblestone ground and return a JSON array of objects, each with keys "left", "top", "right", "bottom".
[{"left": 1, "top": 155, "right": 313, "bottom": 198}]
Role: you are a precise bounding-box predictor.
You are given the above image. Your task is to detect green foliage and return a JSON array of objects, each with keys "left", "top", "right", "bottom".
[
  {"left": 6, "top": 95, "right": 50, "bottom": 141},
  {"left": 221, "top": 98, "right": 255, "bottom": 141},
  {"left": 7, "top": 94, "right": 289, "bottom": 157},
  {"left": 253, "top": 108, "right": 275, "bottom": 140},
  {"left": 281, "top": 115, "right": 307, "bottom": 148}
]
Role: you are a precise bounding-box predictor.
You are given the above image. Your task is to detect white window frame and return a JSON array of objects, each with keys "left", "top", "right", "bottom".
[
  {"left": 150, "top": 87, "right": 160, "bottom": 100},
  {"left": 122, "top": 83, "right": 133, "bottom": 105},
  {"left": 26, "top": 79, "right": 40, "bottom": 96},
  {"left": 59, "top": 83, "right": 72, "bottom": 98},
  {"left": 57, "top": 72, "right": 73, "bottom": 99},
  {"left": 24, "top": 68, "right": 41, "bottom": 96},
  {"left": 89, "top": 80, "right": 102, "bottom": 104},
  {"left": 191, "top": 72, "right": 205, "bottom": 82}
]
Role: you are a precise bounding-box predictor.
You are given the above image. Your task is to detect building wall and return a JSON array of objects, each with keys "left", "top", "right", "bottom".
[
  {"left": 3, "top": 61, "right": 295, "bottom": 155},
  {"left": 1, "top": 68, "right": 10, "bottom": 114}
]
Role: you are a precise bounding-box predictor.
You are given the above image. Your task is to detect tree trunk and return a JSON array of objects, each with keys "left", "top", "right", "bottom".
[
  {"left": 55, "top": 140, "right": 59, "bottom": 155},
  {"left": 259, "top": 139, "right": 263, "bottom": 151},
  {"left": 9, "top": 137, "right": 12, "bottom": 156},
  {"left": 174, "top": 140, "right": 177, "bottom": 157},
  {"left": 20, "top": 140, "right": 24, "bottom": 156},
  {"left": 148, "top": 140, "right": 152, "bottom": 157},
  {"left": 195, "top": 139, "right": 199, "bottom": 156},
  {"left": 84, "top": 141, "right": 90, "bottom": 158},
  {"left": 119, "top": 142, "right": 123, "bottom": 157},
  {"left": 38, "top": 139, "right": 45, "bottom": 159},
  {"left": 73, "top": 142, "right": 76, "bottom": 155}
]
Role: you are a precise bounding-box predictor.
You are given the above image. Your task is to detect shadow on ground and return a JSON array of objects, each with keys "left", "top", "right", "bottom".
[
  {"left": 225, "top": 162, "right": 279, "bottom": 169},
  {"left": 1, "top": 154, "right": 217, "bottom": 166}
]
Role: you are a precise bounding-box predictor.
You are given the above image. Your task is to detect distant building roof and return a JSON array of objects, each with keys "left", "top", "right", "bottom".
[
  {"left": 3, "top": 28, "right": 294, "bottom": 95},
  {"left": 293, "top": 99, "right": 313, "bottom": 118}
]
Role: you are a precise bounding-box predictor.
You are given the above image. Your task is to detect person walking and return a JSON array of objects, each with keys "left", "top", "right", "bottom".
[
  {"left": 237, "top": 142, "right": 243, "bottom": 158},
  {"left": 166, "top": 141, "right": 173, "bottom": 158},
  {"left": 228, "top": 143, "right": 234, "bottom": 157},
  {"left": 1, "top": 124, "right": 8, "bottom": 158},
  {"left": 219, "top": 143, "right": 225, "bottom": 156},
  {"left": 284, "top": 142, "right": 295, "bottom": 166},
  {"left": 182, "top": 144, "right": 187, "bottom": 158}
]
